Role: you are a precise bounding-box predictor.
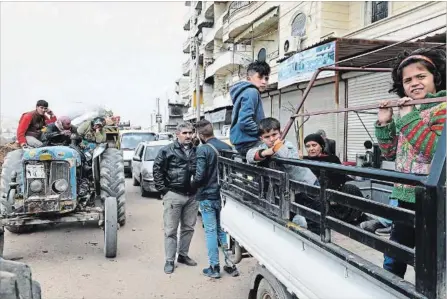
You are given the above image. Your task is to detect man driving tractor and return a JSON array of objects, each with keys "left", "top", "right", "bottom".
[{"left": 41, "top": 116, "right": 78, "bottom": 146}]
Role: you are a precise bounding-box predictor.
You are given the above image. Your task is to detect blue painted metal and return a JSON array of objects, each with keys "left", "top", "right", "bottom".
[{"left": 21, "top": 146, "right": 82, "bottom": 199}]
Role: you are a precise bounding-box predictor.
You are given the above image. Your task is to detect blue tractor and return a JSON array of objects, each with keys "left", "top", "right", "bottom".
[{"left": 0, "top": 135, "right": 126, "bottom": 258}]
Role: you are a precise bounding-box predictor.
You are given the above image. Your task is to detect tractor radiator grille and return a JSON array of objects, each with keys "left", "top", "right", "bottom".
[{"left": 25, "top": 161, "right": 71, "bottom": 198}]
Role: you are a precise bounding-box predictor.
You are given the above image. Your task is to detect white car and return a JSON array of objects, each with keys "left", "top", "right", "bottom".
[
  {"left": 131, "top": 140, "right": 172, "bottom": 198},
  {"left": 120, "top": 130, "right": 158, "bottom": 177}
]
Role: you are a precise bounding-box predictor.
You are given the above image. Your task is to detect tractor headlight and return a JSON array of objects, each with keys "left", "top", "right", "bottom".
[
  {"left": 53, "top": 179, "right": 69, "bottom": 193},
  {"left": 29, "top": 180, "right": 43, "bottom": 193}
]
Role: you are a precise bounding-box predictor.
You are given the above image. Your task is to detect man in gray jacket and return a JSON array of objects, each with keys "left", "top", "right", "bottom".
[{"left": 246, "top": 117, "right": 317, "bottom": 185}]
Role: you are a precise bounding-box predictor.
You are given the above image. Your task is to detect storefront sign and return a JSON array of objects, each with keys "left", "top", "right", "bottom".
[
  {"left": 278, "top": 41, "right": 336, "bottom": 89},
  {"left": 211, "top": 109, "right": 227, "bottom": 123}
]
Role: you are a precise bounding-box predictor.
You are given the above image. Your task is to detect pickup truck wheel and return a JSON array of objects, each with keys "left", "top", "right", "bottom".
[
  {"left": 253, "top": 264, "right": 292, "bottom": 299},
  {"left": 257, "top": 278, "right": 291, "bottom": 299}
]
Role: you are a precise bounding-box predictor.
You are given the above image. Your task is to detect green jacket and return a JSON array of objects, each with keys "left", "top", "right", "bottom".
[{"left": 77, "top": 121, "right": 107, "bottom": 143}]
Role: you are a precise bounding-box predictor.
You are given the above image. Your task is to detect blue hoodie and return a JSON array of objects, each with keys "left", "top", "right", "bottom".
[{"left": 229, "top": 81, "right": 265, "bottom": 149}]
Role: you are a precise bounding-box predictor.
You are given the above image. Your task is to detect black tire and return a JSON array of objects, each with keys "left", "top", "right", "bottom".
[
  {"left": 0, "top": 228, "right": 4, "bottom": 257},
  {"left": 330, "top": 183, "right": 364, "bottom": 223},
  {"left": 0, "top": 149, "right": 24, "bottom": 200},
  {"left": 132, "top": 175, "right": 140, "bottom": 187},
  {"left": 5, "top": 225, "right": 36, "bottom": 234},
  {"left": 254, "top": 265, "right": 292, "bottom": 299},
  {"left": 104, "top": 196, "right": 118, "bottom": 258},
  {"left": 140, "top": 176, "right": 150, "bottom": 198},
  {"left": 99, "top": 148, "right": 126, "bottom": 226}
]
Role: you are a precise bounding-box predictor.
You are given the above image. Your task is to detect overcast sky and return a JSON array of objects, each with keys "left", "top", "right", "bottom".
[{"left": 0, "top": 1, "right": 188, "bottom": 128}]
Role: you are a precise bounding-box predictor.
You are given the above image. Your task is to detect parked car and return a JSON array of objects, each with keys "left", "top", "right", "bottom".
[
  {"left": 119, "top": 130, "right": 158, "bottom": 177},
  {"left": 157, "top": 132, "right": 174, "bottom": 141},
  {"left": 131, "top": 140, "right": 172, "bottom": 198}
]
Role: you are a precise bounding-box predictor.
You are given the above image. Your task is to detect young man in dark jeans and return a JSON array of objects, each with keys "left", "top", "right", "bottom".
[
  {"left": 229, "top": 60, "right": 270, "bottom": 156},
  {"left": 193, "top": 120, "right": 239, "bottom": 279}
]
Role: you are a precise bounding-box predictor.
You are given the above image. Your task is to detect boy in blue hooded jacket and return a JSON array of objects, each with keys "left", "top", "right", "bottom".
[{"left": 229, "top": 61, "right": 270, "bottom": 156}]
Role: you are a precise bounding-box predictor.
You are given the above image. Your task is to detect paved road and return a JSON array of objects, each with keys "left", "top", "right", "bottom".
[{"left": 1, "top": 179, "right": 257, "bottom": 299}]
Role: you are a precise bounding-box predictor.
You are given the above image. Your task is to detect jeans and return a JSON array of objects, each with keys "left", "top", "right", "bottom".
[
  {"left": 163, "top": 191, "right": 199, "bottom": 262},
  {"left": 383, "top": 201, "right": 415, "bottom": 278},
  {"left": 200, "top": 199, "right": 228, "bottom": 266},
  {"left": 378, "top": 198, "right": 398, "bottom": 227},
  {"left": 25, "top": 136, "right": 43, "bottom": 147}
]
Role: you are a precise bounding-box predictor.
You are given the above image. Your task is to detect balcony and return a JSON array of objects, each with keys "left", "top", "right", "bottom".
[
  {"left": 205, "top": 50, "right": 252, "bottom": 80},
  {"left": 182, "top": 58, "right": 191, "bottom": 76},
  {"left": 203, "top": 13, "right": 224, "bottom": 51},
  {"left": 222, "top": 2, "right": 279, "bottom": 42},
  {"left": 197, "top": 13, "right": 214, "bottom": 30},
  {"left": 203, "top": 1, "right": 214, "bottom": 19},
  {"left": 183, "top": 13, "right": 191, "bottom": 31},
  {"left": 183, "top": 37, "right": 191, "bottom": 54},
  {"left": 204, "top": 93, "right": 232, "bottom": 112}
]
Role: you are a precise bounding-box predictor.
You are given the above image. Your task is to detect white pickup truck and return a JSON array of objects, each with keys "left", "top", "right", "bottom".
[{"left": 218, "top": 132, "right": 446, "bottom": 299}]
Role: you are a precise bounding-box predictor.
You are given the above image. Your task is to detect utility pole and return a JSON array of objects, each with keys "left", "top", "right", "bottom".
[
  {"left": 195, "top": 36, "right": 201, "bottom": 122},
  {"left": 156, "top": 98, "right": 162, "bottom": 133}
]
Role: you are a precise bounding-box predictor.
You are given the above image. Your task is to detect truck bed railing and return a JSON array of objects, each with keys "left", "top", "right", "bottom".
[{"left": 218, "top": 127, "right": 446, "bottom": 299}]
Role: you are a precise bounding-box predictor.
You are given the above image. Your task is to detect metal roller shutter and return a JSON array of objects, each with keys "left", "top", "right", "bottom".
[
  {"left": 302, "top": 84, "right": 344, "bottom": 157},
  {"left": 347, "top": 73, "right": 397, "bottom": 161},
  {"left": 261, "top": 94, "right": 271, "bottom": 117},
  {"left": 279, "top": 89, "right": 301, "bottom": 147}
]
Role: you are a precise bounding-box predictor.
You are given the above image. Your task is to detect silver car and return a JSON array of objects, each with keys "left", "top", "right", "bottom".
[{"left": 131, "top": 140, "right": 172, "bottom": 198}]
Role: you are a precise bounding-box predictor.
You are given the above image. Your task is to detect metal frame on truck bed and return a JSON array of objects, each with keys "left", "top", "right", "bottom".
[{"left": 218, "top": 26, "right": 446, "bottom": 299}]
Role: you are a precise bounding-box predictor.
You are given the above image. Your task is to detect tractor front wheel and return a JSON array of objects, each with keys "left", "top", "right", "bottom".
[{"left": 103, "top": 196, "right": 118, "bottom": 258}]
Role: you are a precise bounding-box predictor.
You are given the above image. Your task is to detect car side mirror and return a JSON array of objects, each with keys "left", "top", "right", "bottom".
[{"left": 133, "top": 156, "right": 141, "bottom": 162}]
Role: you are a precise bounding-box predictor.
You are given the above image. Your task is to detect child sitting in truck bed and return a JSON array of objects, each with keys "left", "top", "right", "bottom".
[
  {"left": 246, "top": 117, "right": 317, "bottom": 186},
  {"left": 375, "top": 48, "right": 446, "bottom": 279}
]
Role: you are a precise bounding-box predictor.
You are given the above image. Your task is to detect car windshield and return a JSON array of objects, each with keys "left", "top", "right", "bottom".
[
  {"left": 144, "top": 145, "right": 165, "bottom": 161},
  {"left": 121, "top": 133, "right": 156, "bottom": 149},
  {"left": 158, "top": 134, "right": 173, "bottom": 140}
]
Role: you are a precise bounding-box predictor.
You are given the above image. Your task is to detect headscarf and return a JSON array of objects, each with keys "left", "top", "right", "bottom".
[
  {"left": 55, "top": 116, "right": 71, "bottom": 132},
  {"left": 304, "top": 133, "right": 326, "bottom": 150}
]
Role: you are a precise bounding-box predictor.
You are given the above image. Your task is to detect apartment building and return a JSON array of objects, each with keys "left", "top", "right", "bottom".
[
  {"left": 165, "top": 77, "right": 190, "bottom": 133},
  {"left": 179, "top": 1, "right": 446, "bottom": 159}
]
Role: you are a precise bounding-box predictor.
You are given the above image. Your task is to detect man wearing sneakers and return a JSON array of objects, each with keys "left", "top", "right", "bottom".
[{"left": 192, "top": 120, "right": 239, "bottom": 279}]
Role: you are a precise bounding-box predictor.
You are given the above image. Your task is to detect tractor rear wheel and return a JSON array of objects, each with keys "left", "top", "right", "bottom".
[{"left": 99, "top": 148, "right": 126, "bottom": 226}]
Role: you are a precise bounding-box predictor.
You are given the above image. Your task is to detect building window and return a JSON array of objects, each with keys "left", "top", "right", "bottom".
[
  {"left": 257, "top": 48, "right": 267, "bottom": 62},
  {"left": 291, "top": 13, "right": 306, "bottom": 37},
  {"left": 371, "top": 1, "right": 388, "bottom": 23}
]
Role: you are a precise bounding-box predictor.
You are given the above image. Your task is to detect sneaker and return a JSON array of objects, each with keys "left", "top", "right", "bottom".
[
  {"left": 223, "top": 265, "right": 240, "bottom": 277},
  {"left": 360, "top": 220, "right": 385, "bottom": 233},
  {"left": 375, "top": 226, "right": 392, "bottom": 236},
  {"left": 203, "top": 265, "right": 221, "bottom": 279}
]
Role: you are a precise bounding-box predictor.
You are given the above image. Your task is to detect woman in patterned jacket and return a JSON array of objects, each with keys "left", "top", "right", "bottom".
[{"left": 375, "top": 48, "right": 446, "bottom": 278}]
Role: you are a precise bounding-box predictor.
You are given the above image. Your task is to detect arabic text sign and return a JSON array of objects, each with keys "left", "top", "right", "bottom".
[{"left": 278, "top": 41, "right": 336, "bottom": 89}]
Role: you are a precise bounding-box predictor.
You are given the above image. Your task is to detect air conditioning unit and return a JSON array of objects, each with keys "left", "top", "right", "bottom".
[{"left": 283, "top": 36, "right": 303, "bottom": 56}]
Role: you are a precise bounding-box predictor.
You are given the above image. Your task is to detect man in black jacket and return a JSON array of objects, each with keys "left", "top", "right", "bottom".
[
  {"left": 153, "top": 122, "right": 198, "bottom": 274},
  {"left": 193, "top": 120, "right": 239, "bottom": 279}
]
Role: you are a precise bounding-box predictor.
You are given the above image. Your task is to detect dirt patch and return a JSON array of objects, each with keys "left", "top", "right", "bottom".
[{"left": 0, "top": 143, "right": 20, "bottom": 173}]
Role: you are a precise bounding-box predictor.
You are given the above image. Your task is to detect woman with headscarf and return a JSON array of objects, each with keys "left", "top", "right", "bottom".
[
  {"left": 302, "top": 133, "right": 348, "bottom": 189},
  {"left": 41, "top": 116, "right": 77, "bottom": 146}
]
